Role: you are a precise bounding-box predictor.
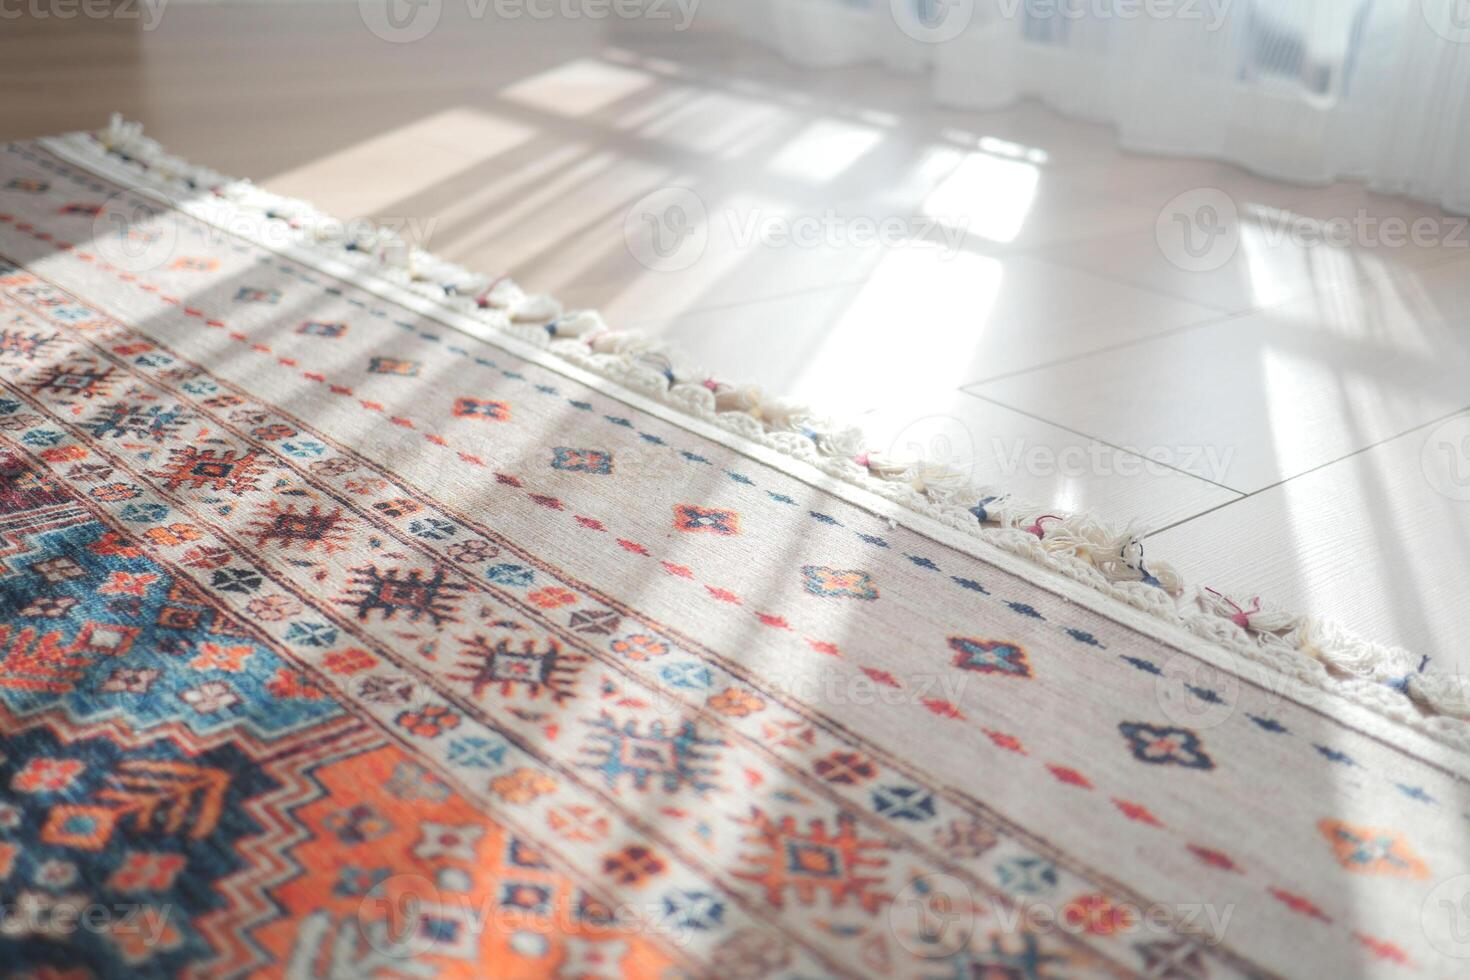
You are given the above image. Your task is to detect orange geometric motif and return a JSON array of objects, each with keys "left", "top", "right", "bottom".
[
  {"left": 1318, "top": 820, "right": 1429, "bottom": 879},
  {"left": 732, "top": 809, "right": 890, "bottom": 915}
]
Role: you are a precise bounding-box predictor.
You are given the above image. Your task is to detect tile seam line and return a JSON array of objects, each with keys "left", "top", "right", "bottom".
[
  {"left": 959, "top": 390, "right": 1250, "bottom": 500},
  {"left": 1145, "top": 403, "right": 1470, "bottom": 539}
]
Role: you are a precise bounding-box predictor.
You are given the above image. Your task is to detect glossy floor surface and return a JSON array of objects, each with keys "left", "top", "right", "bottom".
[{"left": 4, "top": 5, "right": 1469, "bottom": 673}]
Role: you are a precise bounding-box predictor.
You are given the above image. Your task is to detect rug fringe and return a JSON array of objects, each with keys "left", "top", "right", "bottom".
[{"left": 76, "top": 114, "right": 1469, "bottom": 750}]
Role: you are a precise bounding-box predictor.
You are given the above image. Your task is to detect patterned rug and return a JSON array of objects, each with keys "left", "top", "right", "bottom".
[{"left": 0, "top": 122, "right": 1465, "bottom": 979}]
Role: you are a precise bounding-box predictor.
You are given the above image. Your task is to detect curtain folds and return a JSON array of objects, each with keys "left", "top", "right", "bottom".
[{"left": 704, "top": 0, "right": 1470, "bottom": 213}]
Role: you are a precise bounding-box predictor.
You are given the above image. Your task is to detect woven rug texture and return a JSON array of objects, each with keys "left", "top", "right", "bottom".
[{"left": 0, "top": 131, "right": 1464, "bottom": 979}]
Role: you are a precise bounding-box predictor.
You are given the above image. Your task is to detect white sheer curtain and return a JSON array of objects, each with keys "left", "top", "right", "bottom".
[{"left": 703, "top": 0, "right": 1470, "bottom": 213}]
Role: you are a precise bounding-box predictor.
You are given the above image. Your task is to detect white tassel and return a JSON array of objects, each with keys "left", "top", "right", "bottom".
[
  {"left": 809, "top": 423, "right": 864, "bottom": 459},
  {"left": 100, "top": 113, "right": 138, "bottom": 150},
  {"left": 1407, "top": 673, "right": 1470, "bottom": 719},
  {"left": 1118, "top": 539, "right": 1183, "bottom": 594},
  {"left": 634, "top": 351, "right": 676, "bottom": 384},
  {"left": 553, "top": 310, "right": 604, "bottom": 339},
  {"left": 666, "top": 363, "right": 705, "bottom": 387},
  {"left": 586, "top": 331, "right": 625, "bottom": 355},
  {"left": 713, "top": 385, "right": 762, "bottom": 417},
  {"left": 1035, "top": 518, "right": 1183, "bottom": 594},
  {"left": 904, "top": 460, "right": 967, "bottom": 496},
  {"left": 757, "top": 396, "right": 809, "bottom": 431},
  {"left": 1296, "top": 617, "right": 1417, "bottom": 679},
  {"left": 510, "top": 293, "right": 561, "bottom": 323},
  {"left": 1198, "top": 589, "right": 1299, "bottom": 636},
  {"left": 66, "top": 117, "right": 1470, "bottom": 746},
  {"left": 859, "top": 451, "right": 910, "bottom": 481}
]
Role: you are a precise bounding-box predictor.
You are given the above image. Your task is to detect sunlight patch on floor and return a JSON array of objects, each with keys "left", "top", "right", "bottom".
[
  {"left": 766, "top": 118, "right": 884, "bottom": 184},
  {"left": 499, "top": 57, "right": 656, "bottom": 117},
  {"left": 796, "top": 247, "right": 1003, "bottom": 413},
  {"left": 923, "top": 151, "right": 1041, "bottom": 244},
  {"left": 264, "top": 108, "right": 535, "bottom": 219}
]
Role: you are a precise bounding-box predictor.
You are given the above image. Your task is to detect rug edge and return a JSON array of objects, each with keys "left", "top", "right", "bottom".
[{"left": 34, "top": 115, "right": 1470, "bottom": 761}]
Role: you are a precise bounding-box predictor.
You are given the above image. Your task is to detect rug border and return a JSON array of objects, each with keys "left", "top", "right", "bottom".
[{"left": 33, "top": 121, "right": 1470, "bottom": 772}]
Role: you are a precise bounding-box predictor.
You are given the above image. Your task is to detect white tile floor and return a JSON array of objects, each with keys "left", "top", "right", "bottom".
[{"left": 6, "top": 9, "right": 1468, "bottom": 672}]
